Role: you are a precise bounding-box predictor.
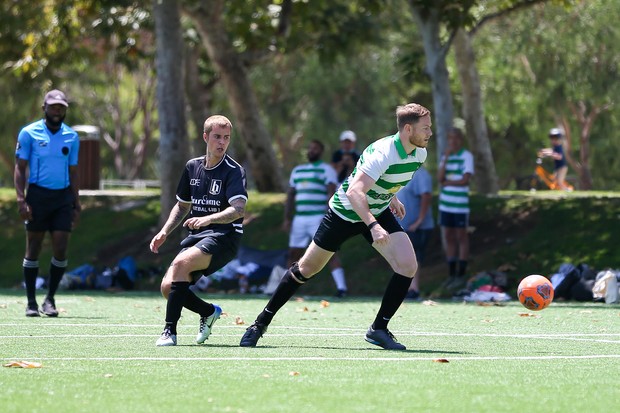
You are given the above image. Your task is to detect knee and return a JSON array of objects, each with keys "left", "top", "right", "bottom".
[
  {"left": 393, "top": 260, "right": 418, "bottom": 278},
  {"left": 160, "top": 280, "right": 171, "bottom": 299}
]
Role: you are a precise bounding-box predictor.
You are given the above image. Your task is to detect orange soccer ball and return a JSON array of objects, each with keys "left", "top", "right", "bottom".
[{"left": 517, "top": 275, "right": 554, "bottom": 311}]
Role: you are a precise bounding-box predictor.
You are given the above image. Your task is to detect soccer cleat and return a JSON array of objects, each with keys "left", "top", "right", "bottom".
[
  {"left": 365, "top": 327, "right": 406, "bottom": 350},
  {"left": 155, "top": 328, "right": 177, "bottom": 346},
  {"left": 239, "top": 323, "right": 267, "bottom": 347},
  {"left": 25, "top": 303, "right": 40, "bottom": 317},
  {"left": 196, "top": 304, "right": 222, "bottom": 344},
  {"left": 40, "top": 297, "right": 59, "bottom": 317},
  {"left": 335, "top": 289, "right": 347, "bottom": 298}
]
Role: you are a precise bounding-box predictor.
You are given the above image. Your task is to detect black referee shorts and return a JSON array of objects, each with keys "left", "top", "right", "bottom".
[
  {"left": 313, "top": 207, "right": 404, "bottom": 252},
  {"left": 25, "top": 184, "right": 75, "bottom": 232},
  {"left": 180, "top": 229, "right": 241, "bottom": 278}
]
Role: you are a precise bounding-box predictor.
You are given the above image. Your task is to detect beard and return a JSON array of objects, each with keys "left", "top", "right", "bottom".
[
  {"left": 45, "top": 112, "right": 65, "bottom": 129},
  {"left": 307, "top": 153, "right": 320, "bottom": 163}
]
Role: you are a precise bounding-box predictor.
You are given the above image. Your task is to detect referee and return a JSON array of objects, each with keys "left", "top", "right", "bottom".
[{"left": 14, "top": 89, "right": 81, "bottom": 317}]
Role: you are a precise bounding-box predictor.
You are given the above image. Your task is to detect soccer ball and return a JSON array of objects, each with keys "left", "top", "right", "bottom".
[{"left": 517, "top": 275, "right": 554, "bottom": 311}]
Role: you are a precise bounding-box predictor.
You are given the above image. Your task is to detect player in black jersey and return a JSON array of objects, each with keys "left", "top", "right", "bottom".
[{"left": 150, "top": 115, "right": 248, "bottom": 346}]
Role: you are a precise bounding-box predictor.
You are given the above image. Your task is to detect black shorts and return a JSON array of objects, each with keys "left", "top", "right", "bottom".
[
  {"left": 313, "top": 208, "right": 404, "bottom": 252},
  {"left": 439, "top": 211, "right": 469, "bottom": 228},
  {"left": 25, "top": 184, "right": 75, "bottom": 232},
  {"left": 180, "top": 229, "right": 241, "bottom": 278}
]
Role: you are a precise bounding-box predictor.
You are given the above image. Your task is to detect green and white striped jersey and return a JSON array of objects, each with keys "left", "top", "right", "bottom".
[
  {"left": 329, "top": 132, "right": 427, "bottom": 222},
  {"left": 438, "top": 148, "right": 474, "bottom": 214},
  {"left": 289, "top": 161, "right": 338, "bottom": 216}
]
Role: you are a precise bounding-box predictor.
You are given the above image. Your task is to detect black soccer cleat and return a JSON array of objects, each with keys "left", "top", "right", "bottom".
[
  {"left": 365, "top": 326, "right": 406, "bottom": 350},
  {"left": 239, "top": 323, "right": 267, "bottom": 347}
]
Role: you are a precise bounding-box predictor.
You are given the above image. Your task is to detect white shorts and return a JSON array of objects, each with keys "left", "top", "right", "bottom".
[{"left": 289, "top": 215, "right": 323, "bottom": 248}]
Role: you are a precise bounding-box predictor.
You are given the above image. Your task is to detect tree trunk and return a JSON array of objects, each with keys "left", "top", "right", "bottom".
[
  {"left": 453, "top": 29, "right": 499, "bottom": 195},
  {"left": 184, "top": 42, "right": 217, "bottom": 158},
  {"left": 410, "top": 5, "right": 455, "bottom": 166},
  {"left": 185, "top": 1, "right": 285, "bottom": 192},
  {"left": 153, "top": 0, "right": 189, "bottom": 224}
]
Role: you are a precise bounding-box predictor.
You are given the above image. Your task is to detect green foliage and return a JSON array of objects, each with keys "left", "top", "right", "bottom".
[{"left": 473, "top": 0, "right": 620, "bottom": 189}]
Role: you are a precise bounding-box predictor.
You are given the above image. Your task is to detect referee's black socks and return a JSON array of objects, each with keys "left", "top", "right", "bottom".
[
  {"left": 257, "top": 264, "right": 307, "bottom": 326},
  {"left": 372, "top": 272, "right": 411, "bottom": 331}
]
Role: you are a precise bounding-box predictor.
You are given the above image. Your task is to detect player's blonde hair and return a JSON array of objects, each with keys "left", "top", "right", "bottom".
[{"left": 203, "top": 115, "right": 233, "bottom": 134}]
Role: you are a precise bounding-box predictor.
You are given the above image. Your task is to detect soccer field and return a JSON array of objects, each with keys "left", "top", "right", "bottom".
[{"left": 1, "top": 289, "right": 619, "bottom": 413}]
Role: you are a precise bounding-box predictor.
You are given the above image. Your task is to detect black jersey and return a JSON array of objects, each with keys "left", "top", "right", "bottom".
[{"left": 176, "top": 154, "right": 248, "bottom": 234}]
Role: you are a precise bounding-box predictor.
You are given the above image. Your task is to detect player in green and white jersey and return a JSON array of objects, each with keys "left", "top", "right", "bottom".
[{"left": 241, "top": 103, "right": 432, "bottom": 350}]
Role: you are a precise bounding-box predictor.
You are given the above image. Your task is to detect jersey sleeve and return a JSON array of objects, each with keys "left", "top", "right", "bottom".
[
  {"left": 464, "top": 151, "right": 475, "bottom": 175},
  {"left": 324, "top": 164, "right": 338, "bottom": 185},
  {"left": 15, "top": 129, "right": 32, "bottom": 161},
  {"left": 226, "top": 165, "right": 248, "bottom": 203},
  {"left": 175, "top": 162, "right": 192, "bottom": 203},
  {"left": 358, "top": 145, "right": 389, "bottom": 182},
  {"left": 69, "top": 131, "right": 79, "bottom": 166}
]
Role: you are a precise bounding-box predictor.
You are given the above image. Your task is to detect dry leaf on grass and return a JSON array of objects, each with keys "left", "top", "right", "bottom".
[
  {"left": 518, "top": 313, "right": 539, "bottom": 318},
  {"left": 422, "top": 300, "right": 437, "bottom": 306},
  {"left": 235, "top": 316, "right": 245, "bottom": 325},
  {"left": 104, "top": 374, "right": 113, "bottom": 378},
  {"left": 289, "top": 371, "right": 301, "bottom": 376},
  {"left": 297, "top": 306, "right": 309, "bottom": 312},
  {"left": 0, "top": 304, "right": 7, "bottom": 309},
  {"left": 4, "top": 361, "right": 43, "bottom": 368},
  {"left": 294, "top": 297, "right": 305, "bottom": 303},
  {"left": 320, "top": 300, "right": 330, "bottom": 308},
  {"left": 433, "top": 358, "right": 449, "bottom": 363}
]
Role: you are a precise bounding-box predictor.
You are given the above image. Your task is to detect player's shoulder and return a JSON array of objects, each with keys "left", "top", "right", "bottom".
[
  {"left": 20, "top": 119, "right": 44, "bottom": 135},
  {"left": 186, "top": 156, "right": 204, "bottom": 167},
  {"left": 223, "top": 154, "right": 244, "bottom": 171},
  {"left": 61, "top": 123, "right": 79, "bottom": 138}
]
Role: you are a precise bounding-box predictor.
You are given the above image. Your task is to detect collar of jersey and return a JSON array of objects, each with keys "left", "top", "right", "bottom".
[
  {"left": 393, "top": 132, "right": 416, "bottom": 159},
  {"left": 203, "top": 155, "right": 225, "bottom": 169}
]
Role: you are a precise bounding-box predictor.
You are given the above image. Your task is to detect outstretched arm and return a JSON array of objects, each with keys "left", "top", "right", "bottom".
[{"left": 150, "top": 201, "right": 191, "bottom": 253}]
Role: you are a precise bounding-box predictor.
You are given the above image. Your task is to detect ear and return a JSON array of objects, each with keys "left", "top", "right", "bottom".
[{"left": 203, "top": 132, "right": 208, "bottom": 142}]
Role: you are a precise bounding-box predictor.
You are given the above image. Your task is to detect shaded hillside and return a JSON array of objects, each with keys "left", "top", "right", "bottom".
[{"left": 1, "top": 189, "right": 619, "bottom": 297}]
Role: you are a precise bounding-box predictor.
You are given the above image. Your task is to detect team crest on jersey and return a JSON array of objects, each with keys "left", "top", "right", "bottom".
[
  {"left": 389, "top": 185, "right": 402, "bottom": 194},
  {"left": 209, "top": 179, "right": 222, "bottom": 195}
]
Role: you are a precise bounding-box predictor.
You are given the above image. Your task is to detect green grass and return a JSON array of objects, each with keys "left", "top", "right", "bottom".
[{"left": 1, "top": 289, "right": 619, "bottom": 413}]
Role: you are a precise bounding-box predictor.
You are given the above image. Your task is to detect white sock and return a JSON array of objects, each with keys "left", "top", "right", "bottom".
[{"left": 331, "top": 267, "right": 347, "bottom": 291}]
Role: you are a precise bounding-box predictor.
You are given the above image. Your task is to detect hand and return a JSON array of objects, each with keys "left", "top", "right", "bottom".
[
  {"left": 389, "top": 197, "right": 406, "bottom": 220},
  {"left": 183, "top": 216, "right": 207, "bottom": 230},
  {"left": 150, "top": 231, "right": 167, "bottom": 253},
  {"left": 72, "top": 204, "right": 82, "bottom": 228},
  {"left": 17, "top": 201, "right": 32, "bottom": 221},
  {"left": 370, "top": 224, "right": 390, "bottom": 247}
]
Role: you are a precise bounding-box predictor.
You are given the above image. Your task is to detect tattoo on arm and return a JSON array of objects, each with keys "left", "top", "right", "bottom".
[
  {"left": 162, "top": 202, "right": 191, "bottom": 234},
  {"left": 208, "top": 198, "right": 246, "bottom": 224}
]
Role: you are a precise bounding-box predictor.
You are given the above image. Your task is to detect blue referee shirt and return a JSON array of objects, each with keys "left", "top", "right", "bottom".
[{"left": 15, "top": 119, "right": 79, "bottom": 189}]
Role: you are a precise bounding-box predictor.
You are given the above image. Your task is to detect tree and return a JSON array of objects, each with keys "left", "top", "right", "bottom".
[{"left": 153, "top": 0, "right": 188, "bottom": 221}]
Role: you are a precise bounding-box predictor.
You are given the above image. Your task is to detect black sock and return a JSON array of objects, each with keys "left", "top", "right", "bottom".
[
  {"left": 184, "top": 290, "right": 215, "bottom": 317},
  {"left": 47, "top": 258, "right": 67, "bottom": 299},
  {"left": 448, "top": 259, "right": 457, "bottom": 277},
  {"left": 458, "top": 260, "right": 468, "bottom": 277},
  {"left": 372, "top": 273, "right": 411, "bottom": 330},
  {"left": 23, "top": 259, "right": 39, "bottom": 305},
  {"left": 256, "top": 268, "right": 305, "bottom": 326},
  {"left": 165, "top": 282, "right": 191, "bottom": 334}
]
